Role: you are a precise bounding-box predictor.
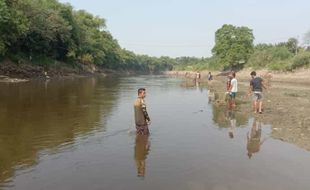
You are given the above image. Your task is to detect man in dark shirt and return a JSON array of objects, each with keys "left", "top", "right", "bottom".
[{"left": 248, "top": 71, "right": 267, "bottom": 114}]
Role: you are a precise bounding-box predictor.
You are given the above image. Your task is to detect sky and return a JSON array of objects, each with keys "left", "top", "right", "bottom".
[{"left": 59, "top": 0, "right": 310, "bottom": 58}]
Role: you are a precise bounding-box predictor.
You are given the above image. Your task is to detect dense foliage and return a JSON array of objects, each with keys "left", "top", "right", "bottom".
[
  {"left": 212, "top": 24, "right": 254, "bottom": 70},
  {"left": 172, "top": 27, "right": 310, "bottom": 72},
  {"left": 247, "top": 39, "right": 310, "bottom": 71},
  {"left": 1, "top": 1, "right": 309, "bottom": 73},
  {"left": 0, "top": 0, "right": 172, "bottom": 73}
]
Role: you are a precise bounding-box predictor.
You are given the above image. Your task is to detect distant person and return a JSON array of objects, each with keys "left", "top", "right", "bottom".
[
  {"left": 224, "top": 74, "right": 232, "bottom": 103},
  {"left": 226, "top": 73, "right": 232, "bottom": 91},
  {"left": 248, "top": 71, "right": 267, "bottom": 114},
  {"left": 228, "top": 71, "right": 238, "bottom": 108},
  {"left": 44, "top": 71, "right": 50, "bottom": 79},
  {"left": 134, "top": 88, "right": 151, "bottom": 135},
  {"left": 134, "top": 134, "right": 150, "bottom": 178},
  {"left": 246, "top": 118, "right": 266, "bottom": 159},
  {"left": 196, "top": 72, "right": 201, "bottom": 80},
  {"left": 185, "top": 72, "right": 188, "bottom": 78},
  {"left": 207, "top": 72, "right": 213, "bottom": 81}
]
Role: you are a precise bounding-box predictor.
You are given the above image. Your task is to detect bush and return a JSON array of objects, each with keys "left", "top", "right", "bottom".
[
  {"left": 78, "top": 54, "right": 94, "bottom": 65},
  {"left": 246, "top": 46, "right": 294, "bottom": 70},
  {"left": 247, "top": 50, "right": 273, "bottom": 68},
  {"left": 270, "top": 46, "right": 293, "bottom": 60},
  {"left": 0, "top": 40, "right": 5, "bottom": 56},
  {"left": 268, "top": 60, "right": 292, "bottom": 71},
  {"left": 7, "top": 52, "right": 28, "bottom": 64},
  {"left": 291, "top": 52, "right": 310, "bottom": 69},
  {"left": 206, "top": 56, "right": 222, "bottom": 70}
]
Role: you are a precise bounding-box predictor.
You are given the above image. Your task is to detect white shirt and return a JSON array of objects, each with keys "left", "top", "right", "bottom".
[{"left": 230, "top": 78, "right": 238, "bottom": 92}]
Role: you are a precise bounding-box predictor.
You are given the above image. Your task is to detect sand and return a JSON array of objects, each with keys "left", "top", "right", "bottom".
[{"left": 166, "top": 68, "right": 310, "bottom": 151}]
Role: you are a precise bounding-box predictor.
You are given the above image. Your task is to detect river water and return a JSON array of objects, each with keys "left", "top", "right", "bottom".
[{"left": 0, "top": 76, "right": 309, "bottom": 190}]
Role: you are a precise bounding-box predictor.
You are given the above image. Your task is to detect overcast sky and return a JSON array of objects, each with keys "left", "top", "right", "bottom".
[{"left": 59, "top": 0, "right": 310, "bottom": 58}]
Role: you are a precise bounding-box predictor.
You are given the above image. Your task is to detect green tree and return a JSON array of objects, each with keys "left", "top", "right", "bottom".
[
  {"left": 15, "top": 0, "right": 73, "bottom": 58},
  {"left": 212, "top": 24, "right": 254, "bottom": 70},
  {"left": 254, "top": 43, "right": 273, "bottom": 51},
  {"left": 0, "top": 0, "right": 28, "bottom": 55},
  {"left": 0, "top": 0, "right": 173, "bottom": 74},
  {"left": 286, "top": 38, "right": 298, "bottom": 55}
]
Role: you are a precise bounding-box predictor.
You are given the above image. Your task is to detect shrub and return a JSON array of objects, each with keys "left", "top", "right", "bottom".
[
  {"left": 291, "top": 52, "right": 310, "bottom": 69},
  {"left": 270, "top": 46, "right": 293, "bottom": 60},
  {"left": 247, "top": 50, "right": 273, "bottom": 68},
  {"left": 78, "top": 54, "right": 94, "bottom": 65},
  {"left": 246, "top": 46, "right": 294, "bottom": 70},
  {"left": 268, "top": 60, "right": 292, "bottom": 71}
]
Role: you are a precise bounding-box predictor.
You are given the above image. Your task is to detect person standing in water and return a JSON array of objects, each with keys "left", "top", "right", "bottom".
[
  {"left": 228, "top": 71, "right": 238, "bottom": 109},
  {"left": 134, "top": 88, "right": 151, "bottom": 135},
  {"left": 248, "top": 71, "right": 267, "bottom": 114},
  {"left": 196, "top": 71, "right": 201, "bottom": 80},
  {"left": 207, "top": 72, "right": 213, "bottom": 81}
]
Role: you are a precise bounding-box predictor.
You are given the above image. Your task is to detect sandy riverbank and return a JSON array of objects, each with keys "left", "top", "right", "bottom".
[{"left": 166, "top": 69, "right": 310, "bottom": 151}]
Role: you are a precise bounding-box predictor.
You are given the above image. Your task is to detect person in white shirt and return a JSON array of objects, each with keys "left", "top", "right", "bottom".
[{"left": 229, "top": 71, "right": 238, "bottom": 108}]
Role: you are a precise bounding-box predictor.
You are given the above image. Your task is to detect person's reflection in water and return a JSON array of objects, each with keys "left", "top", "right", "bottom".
[
  {"left": 208, "top": 89, "right": 214, "bottom": 103},
  {"left": 228, "top": 110, "right": 236, "bottom": 139},
  {"left": 246, "top": 118, "right": 266, "bottom": 159},
  {"left": 134, "top": 134, "right": 150, "bottom": 179}
]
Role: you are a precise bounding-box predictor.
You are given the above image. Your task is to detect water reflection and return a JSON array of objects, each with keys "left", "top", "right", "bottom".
[
  {"left": 179, "top": 77, "right": 206, "bottom": 93},
  {"left": 134, "top": 134, "right": 150, "bottom": 179},
  {"left": 227, "top": 109, "right": 236, "bottom": 139},
  {"left": 246, "top": 118, "right": 267, "bottom": 159},
  {"left": 1, "top": 76, "right": 310, "bottom": 190},
  {"left": 212, "top": 105, "right": 248, "bottom": 129},
  {"left": 0, "top": 77, "right": 120, "bottom": 185},
  {"left": 180, "top": 79, "right": 196, "bottom": 89}
]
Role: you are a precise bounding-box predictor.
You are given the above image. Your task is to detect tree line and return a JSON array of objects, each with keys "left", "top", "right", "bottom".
[
  {"left": 0, "top": 0, "right": 173, "bottom": 74},
  {"left": 1, "top": 0, "right": 309, "bottom": 74},
  {"left": 174, "top": 24, "right": 310, "bottom": 71}
]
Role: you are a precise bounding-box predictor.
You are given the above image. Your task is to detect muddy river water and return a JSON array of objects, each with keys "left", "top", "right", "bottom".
[{"left": 0, "top": 76, "right": 309, "bottom": 190}]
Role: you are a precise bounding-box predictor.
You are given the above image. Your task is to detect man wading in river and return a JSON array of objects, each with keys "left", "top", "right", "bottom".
[
  {"left": 248, "top": 71, "right": 267, "bottom": 114},
  {"left": 134, "top": 88, "right": 151, "bottom": 135}
]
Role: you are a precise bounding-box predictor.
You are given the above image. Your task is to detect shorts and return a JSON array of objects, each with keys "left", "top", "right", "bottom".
[
  {"left": 229, "top": 92, "right": 237, "bottom": 98},
  {"left": 253, "top": 92, "right": 263, "bottom": 101}
]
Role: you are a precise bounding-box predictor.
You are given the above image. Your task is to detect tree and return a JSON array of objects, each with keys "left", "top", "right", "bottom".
[
  {"left": 212, "top": 24, "right": 254, "bottom": 70},
  {"left": 254, "top": 43, "right": 273, "bottom": 51},
  {"left": 286, "top": 38, "right": 298, "bottom": 55},
  {"left": 0, "top": 0, "right": 28, "bottom": 55},
  {"left": 0, "top": 0, "right": 172, "bottom": 74}
]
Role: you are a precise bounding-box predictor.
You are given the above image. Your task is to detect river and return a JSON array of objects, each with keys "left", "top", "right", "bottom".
[{"left": 0, "top": 76, "right": 309, "bottom": 190}]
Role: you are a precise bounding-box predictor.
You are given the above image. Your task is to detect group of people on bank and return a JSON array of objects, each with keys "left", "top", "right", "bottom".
[{"left": 226, "top": 70, "right": 267, "bottom": 113}]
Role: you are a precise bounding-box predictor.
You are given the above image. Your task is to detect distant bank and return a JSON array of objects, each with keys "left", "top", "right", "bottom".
[{"left": 0, "top": 59, "right": 145, "bottom": 82}]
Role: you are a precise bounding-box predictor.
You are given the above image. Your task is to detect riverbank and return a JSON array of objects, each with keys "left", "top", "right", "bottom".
[
  {"left": 166, "top": 69, "right": 310, "bottom": 151},
  {"left": 0, "top": 59, "right": 139, "bottom": 82},
  {"left": 0, "top": 59, "right": 100, "bottom": 81}
]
